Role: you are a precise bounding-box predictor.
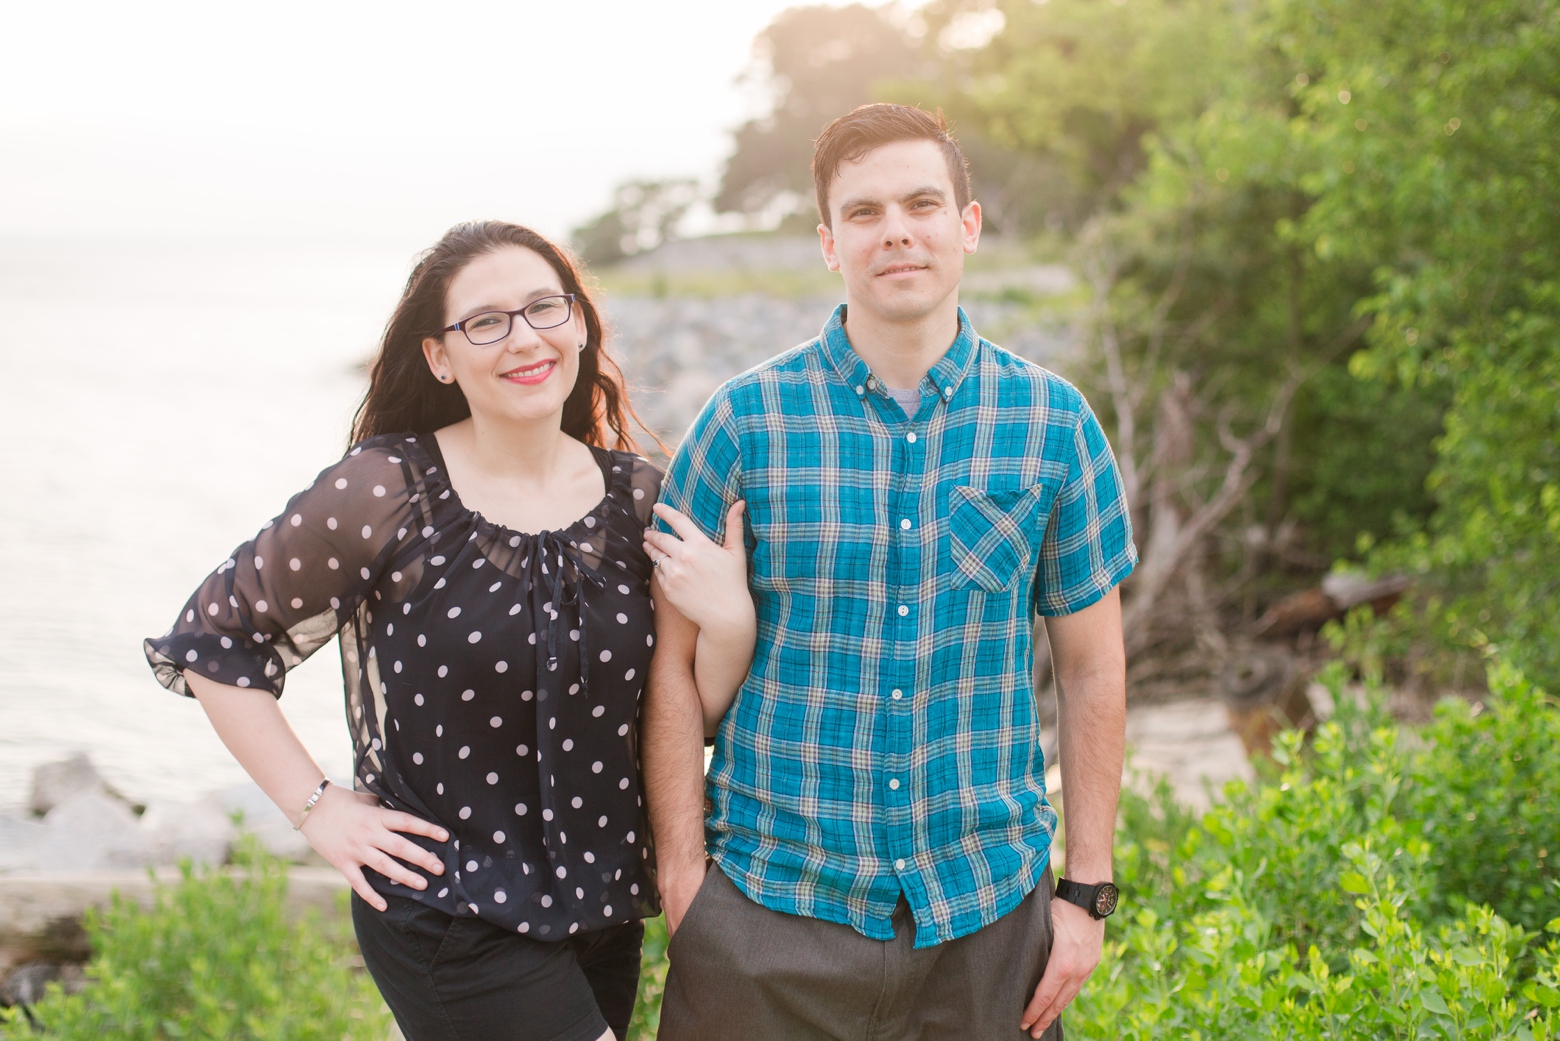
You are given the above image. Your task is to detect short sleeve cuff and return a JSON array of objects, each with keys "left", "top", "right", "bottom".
[
  {"left": 1036, "top": 543, "right": 1138, "bottom": 617},
  {"left": 144, "top": 632, "right": 285, "bottom": 698}
]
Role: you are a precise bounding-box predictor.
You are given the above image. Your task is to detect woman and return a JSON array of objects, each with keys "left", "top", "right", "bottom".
[{"left": 144, "top": 221, "right": 755, "bottom": 1041}]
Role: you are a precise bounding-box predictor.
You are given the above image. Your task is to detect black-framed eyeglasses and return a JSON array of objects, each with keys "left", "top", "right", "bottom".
[{"left": 440, "top": 293, "right": 576, "bottom": 346}]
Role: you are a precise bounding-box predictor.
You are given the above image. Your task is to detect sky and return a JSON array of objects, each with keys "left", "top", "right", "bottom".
[{"left": 0, "top": 0, "right": 858, "bottom": 245}]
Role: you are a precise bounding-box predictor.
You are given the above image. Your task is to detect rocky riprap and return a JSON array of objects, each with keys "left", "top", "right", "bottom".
[
  {"left": 0, "top": 753, "right": 333, "bottom": 1007},
  {"left": 603, "top": 292, "right": 1078, "bottom": 453}
]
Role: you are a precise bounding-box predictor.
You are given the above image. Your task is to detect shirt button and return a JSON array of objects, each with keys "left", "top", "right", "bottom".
[
  {"left": 891, "top": 689, "right": 903, "bottom": 700},
  {"left": 944, "top": 386, "right": 953, "bottom": 398},
  {"left": 854, "top": 385, "right": 865, "bottom": 396},
  {"left": 889, "top": 778, "right": 900, "bottom": 790},
  {"left": 895, "top": 858, "right": 906, "bottom": 871},
  {"left": 897, "top": 604, "right": 909, "bottom": 617},
  {"left": 906, "top": 431, "right": 918, "bottom": 443},
  {"left": 899, "top": 518, "right": 912, "bottom": 530}
]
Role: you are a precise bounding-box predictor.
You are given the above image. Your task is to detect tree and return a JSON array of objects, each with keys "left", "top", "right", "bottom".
[
  {"left": 571, "top": 179, "right": 700, "bottom": 267},
  {"left": 939, "top": 0, "right": 1558, "bottom": 686},
  {"left": 714, "top": 4, "right": 925, "bottom": 222}
]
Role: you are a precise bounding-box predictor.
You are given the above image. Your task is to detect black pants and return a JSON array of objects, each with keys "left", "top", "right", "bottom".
[{"left": 352, "top": 892, "right": 643, "bottom": 1041}]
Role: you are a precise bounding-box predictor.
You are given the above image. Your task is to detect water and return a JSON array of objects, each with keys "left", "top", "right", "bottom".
[
  {"left": 0, "top": 238, "right": 417, "bottom": 807},
  {"left": 0, "top": 237, "right": 1077, "bottom": 810}
]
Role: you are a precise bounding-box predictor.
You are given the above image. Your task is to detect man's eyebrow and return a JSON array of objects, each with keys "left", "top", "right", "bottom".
[
  {"left": 837, "top": 193, "right": 884, "bottom": 214},
  {"left": 837, "top": 186, "right": 949, "bottom": 214}
]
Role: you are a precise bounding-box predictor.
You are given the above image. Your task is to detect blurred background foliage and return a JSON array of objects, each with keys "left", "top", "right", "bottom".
[{"left": 579, "top": 0, "right": 1559, "bottom": 697}]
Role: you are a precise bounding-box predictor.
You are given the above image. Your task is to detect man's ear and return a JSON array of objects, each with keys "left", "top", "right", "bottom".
[
  {"left": 961, "top": 199, "right": 983, "bottom": 256},
  {"left": 818, "top": 220, "right": 841, "bottom": 272}
]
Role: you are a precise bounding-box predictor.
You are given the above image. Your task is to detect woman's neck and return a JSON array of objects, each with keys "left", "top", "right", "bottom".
[{"left": 450, "top": 410, "right": 577, "bottom": 484}]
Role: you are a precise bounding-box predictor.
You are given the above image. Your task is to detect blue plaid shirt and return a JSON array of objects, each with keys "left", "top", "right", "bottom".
[{"left": 656, "top": 305, "right": 1136, "bottom": 947}]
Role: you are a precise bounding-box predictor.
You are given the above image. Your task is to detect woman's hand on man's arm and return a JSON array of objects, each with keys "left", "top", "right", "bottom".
[{"left": 643, "top": 501, "right": 755, "bottom": 733}]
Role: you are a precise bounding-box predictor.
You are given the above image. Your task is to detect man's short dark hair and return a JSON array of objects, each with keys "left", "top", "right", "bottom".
[{"left": 811, "top": 104, "right": 973, "bottom": 229}]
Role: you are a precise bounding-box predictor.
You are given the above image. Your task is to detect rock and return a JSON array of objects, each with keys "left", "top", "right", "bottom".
[
  {"left": 140, "top": 796, "right": 236, "bottom": 867},
  {"left": 605, "top": 293, "right": 1078, "bottom": 456},
  {"left": 0, "top": 961, "right": 86, "bottom": 1007},
  {"left": 28, "top": 754, "right": 110, "bottom": 817},
  {"left": 214, "top": 783, "right": 314, "bottom": 862},
  {"left": 0, "top": 814, "right": 47, "bottom": 874},
  {"left": 34, "top": 791, "right": 152, "bottom": 872},
  {"left": 0, "top": 866, "right": 350, "bottom": 976},
  {"left": 1125, "top": 699, "right": 1255, "bottom": 813}
]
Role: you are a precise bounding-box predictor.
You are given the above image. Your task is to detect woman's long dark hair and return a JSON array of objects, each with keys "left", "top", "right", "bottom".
[{"left": 351, "top": 221, "right": 653, "bottom": 452}]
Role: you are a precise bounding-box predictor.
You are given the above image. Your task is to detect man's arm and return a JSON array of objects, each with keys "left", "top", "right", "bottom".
[
  {"left": 643, "top": 577, "right": 710, "bottom": 934},
  {"left": 1020, "top": 587, "right": 1126, "bottom": 1038}
]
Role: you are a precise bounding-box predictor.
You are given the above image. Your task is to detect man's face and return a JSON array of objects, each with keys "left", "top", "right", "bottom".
[{"left": 819, "top": 138, "right": 981, "bottom": 326}]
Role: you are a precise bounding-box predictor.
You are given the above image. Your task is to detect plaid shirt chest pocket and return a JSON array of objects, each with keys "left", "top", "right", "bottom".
[{"left": 947, "top": 483, "right": 1056, "bottom": 593}]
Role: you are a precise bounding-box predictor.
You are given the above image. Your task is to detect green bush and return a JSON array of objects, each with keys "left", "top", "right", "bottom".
[
  {"left": 1071, "top": 662, "right": 1560, "bottom": 1039},
  {"left": 1, "top": 845, "right": 389, "bottom": 1041},
  {"left": 10, "top": 665, "right": 1554, "bottom": 1038},
  {"left": 628, "top": 913, "right": 670, "bottom": 1040},
  {"left": 626, "top": 663, "right": 1560, "bottom": 1038}
]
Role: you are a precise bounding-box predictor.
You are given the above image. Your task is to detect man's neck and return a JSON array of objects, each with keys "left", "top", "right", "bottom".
[{"left": 841, "top": 292, "right": 962, "bottom": 389}]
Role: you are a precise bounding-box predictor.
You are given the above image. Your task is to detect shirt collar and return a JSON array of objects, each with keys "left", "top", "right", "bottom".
[{"left": 819, "top": 303, "right": 981, "bottom": 405}]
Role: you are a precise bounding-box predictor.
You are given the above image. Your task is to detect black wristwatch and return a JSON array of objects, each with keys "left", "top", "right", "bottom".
[{"left": 1055, "top": 878, "right": 1119, "bottom": 920}]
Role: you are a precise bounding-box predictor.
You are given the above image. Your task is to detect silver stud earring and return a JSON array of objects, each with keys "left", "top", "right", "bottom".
[{"left": 577, "top": 342, "right": 586, "bottom": 351}]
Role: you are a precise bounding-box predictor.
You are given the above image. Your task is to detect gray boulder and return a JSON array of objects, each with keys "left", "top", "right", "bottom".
[
  {"left": 0, "top": 814, "right": 47, "bottom": 874},
  {"left": 139, "top": 796, "right": 236, "bottom": 867},
  {"left": 34, "top": 792, "right": 151, "bottom": 872},
  {"left": 28, "top": 754, "right": 110, "bottom": 817}
]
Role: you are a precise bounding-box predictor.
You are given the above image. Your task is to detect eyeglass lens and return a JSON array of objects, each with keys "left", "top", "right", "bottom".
[{"left": 462, "top": 296, "right": 573, "bottom": 345}]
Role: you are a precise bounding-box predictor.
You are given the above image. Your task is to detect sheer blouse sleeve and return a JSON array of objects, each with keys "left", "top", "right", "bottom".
[
  {"left": 145, "top": 436, "right": 424, "bottom": 698},
  {"left": 626, "top": 454, "right": 665, "bottom": 529}
]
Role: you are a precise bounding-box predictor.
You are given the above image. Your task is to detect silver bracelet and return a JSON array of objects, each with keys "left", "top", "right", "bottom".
[{"left": 293, "top": 778, "right": 332, "bottom": 830}]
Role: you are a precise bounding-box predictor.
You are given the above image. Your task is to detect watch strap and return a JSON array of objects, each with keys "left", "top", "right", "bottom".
[{"left": 1054, "top": 877, "right": 1116, "bottom": 919}]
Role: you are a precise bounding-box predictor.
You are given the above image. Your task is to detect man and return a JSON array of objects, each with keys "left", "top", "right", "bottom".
[{"left": 643, "top": 104, "right": 1135, "bottom": 1040}]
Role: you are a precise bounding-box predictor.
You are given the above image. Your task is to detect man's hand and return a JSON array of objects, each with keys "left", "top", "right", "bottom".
[
  {"left": 660, "top": 861, "right": 709, "bottom": 937},
  {"left": 1019, "top": 897, "right": 1105, "bottom": 1036}
]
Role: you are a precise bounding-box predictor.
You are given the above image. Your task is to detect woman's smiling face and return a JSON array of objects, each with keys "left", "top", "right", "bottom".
[{"left": 421, "top": 246, "right": 587, "bottom": 429}]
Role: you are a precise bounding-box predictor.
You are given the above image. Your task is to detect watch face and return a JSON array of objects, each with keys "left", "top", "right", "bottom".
[{"left": 1093, "top": 883, "right": 1119, "bottom": 918}]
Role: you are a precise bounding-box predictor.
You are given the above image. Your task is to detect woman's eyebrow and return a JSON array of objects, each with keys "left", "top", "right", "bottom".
[{"left": 455, "top": 287, "right": 564, "bottom": 321}]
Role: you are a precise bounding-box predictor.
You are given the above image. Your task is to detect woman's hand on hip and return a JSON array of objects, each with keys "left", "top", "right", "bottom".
[
  {"left": 643, "top": 501, "right": 754, "bottom": 638},
  {"left": 300, "top": 784, "right": 449, "bottom": 912}
]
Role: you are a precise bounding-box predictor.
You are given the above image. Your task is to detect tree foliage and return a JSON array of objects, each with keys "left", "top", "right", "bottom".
[
  {"left": 932, "top": 0, "right": 1557, "bottom": 682},
  {"left": 571, "top": 178, "right": 700, "bottom": 267},
  {"left": 713, "top": 4, "right": 926, "bottom": 221}
]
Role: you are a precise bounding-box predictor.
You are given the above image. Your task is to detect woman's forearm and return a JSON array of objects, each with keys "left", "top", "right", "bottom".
[
  {"left": 186, "top": 672, "right": 330, "bottom": 825},
  {"left": 692, "top": 614, "right": 756, "bottom": 736}
]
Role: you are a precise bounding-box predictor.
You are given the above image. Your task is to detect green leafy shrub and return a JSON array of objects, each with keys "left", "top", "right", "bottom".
[
  {"left": 623, "top": 663, "right": 1560, "bottom": 1038},
  {"left": 1071, "top": 662, "right": 1560, "bottom": 1038},
  {"left": 628, "top": 913, "right": 669, "bottom": 1040},
  {"left": 2, "top": 844, "right": 389, "bottom": 1041}
]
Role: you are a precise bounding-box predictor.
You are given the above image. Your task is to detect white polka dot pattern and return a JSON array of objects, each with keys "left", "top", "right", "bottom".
[{"left": 144, "top": 434, "right": 664, "bottom": 937}]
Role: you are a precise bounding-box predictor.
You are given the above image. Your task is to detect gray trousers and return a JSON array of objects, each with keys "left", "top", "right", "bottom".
[{"left": 658, "top": 865, "right": 1063, "bottom": 1041}]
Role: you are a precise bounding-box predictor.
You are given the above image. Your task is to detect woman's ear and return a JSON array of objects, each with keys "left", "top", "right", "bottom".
[{"left": 422, "top": 336, "right": 450, "bottom": 382}]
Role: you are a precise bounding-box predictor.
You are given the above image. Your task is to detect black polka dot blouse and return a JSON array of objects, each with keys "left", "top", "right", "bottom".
[{"left": 145, "top": 432, "right": 664, "bottom": 937}]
